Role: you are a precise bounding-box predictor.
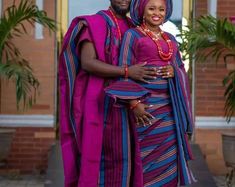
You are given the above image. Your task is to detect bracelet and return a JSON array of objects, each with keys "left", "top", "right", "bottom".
[
  {"left": 124, "top": 65, "right": 128, "bottom": 79},
  {"left": 130, "top": 100, "right": 141, "bottom": 110}
]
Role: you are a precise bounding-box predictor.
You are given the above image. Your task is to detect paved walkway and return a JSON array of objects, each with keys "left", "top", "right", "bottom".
[
  {"left": 0, "top": 143, "right": 228, "bottom": 187},
  {"left": 0, "top": 175, "right": 44, "bottom": 187},
  {"left": 0, "top": 174, "right": 226, "bottom": 187}
]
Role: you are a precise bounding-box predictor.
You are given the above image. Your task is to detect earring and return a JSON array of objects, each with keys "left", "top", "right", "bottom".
[{"left": 143, "top": 16, "right": 146, "bottom": 25}]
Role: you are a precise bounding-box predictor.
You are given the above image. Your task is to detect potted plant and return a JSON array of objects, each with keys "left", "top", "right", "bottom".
[
  {"left": 180, "top": 15, "right": 235, "bottom": 187},
  {"left": 0, "top": 0, "right": 56, "bottom": 165}
]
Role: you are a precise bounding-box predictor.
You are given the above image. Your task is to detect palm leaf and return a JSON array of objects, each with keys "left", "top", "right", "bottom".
[
  {"left": 0, "top": 59, "right": 39, "bottom": 109},
  {"left": 0, "top": 0, "right": 56, "bottom": 60},
  {"left": 180, "top": 15, "right": 235, "bottom": 122},
  {"left": 0, "top": 0, "right": 56, "bottom": 109},
  {"left": 223, "top": 71, "right": 235, "bottom": 122}
]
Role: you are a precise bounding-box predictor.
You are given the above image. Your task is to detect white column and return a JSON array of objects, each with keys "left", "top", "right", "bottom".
[
  {"left": 208, "top": 0, "right": 217, "bottom": 17},
  {"left": 35, "top": 0, "right": 44, "bottom": 39},
  {"left": 0, "top": 115, "right": 55, "bottom": 127}
]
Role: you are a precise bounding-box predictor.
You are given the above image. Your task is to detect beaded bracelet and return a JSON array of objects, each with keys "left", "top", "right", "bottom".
[
  {"left": 124, "top": 65, "right": 128, "bottom": 79},
  {"left": 130, "top": 100, "right": 141, "bottom": 110}
]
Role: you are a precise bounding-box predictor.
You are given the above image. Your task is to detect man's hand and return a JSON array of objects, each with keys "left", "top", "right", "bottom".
[{"left": 128, "top": 62, "right": 158, "bottom": 83}]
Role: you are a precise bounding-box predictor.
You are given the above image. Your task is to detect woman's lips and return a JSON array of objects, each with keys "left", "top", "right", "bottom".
[{"left": 152, "top": 16, "right": 160, "bottom": 21}]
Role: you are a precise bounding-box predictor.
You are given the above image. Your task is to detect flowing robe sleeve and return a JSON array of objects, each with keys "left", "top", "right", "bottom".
[
  {"left": 105, "top": 30, "right": 151, "bottom": 103},
  {"left": 168, "top": 39, "right": 194, "bottom": 134},
  {"left": 59, "top": 17, "right": 83, "bottom": 187},
  {"left": 165, "top": 33, "right": 194, "bottom": 166},
  {"left": 60, "top": 26, "right": 93, "bottom": 186},
  {"left": 59, "top": 14, "right": 107, "bottom": 187},
  {"left": 59, "top": 55, "right": 80, "bottom": 187}
]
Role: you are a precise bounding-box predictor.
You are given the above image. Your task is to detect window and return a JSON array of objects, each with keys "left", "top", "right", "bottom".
[
  {"left": 35, "top": 0, "right": 43, "bottom": 39},
  {"left": 208, "top": 0, "right": 217, "bottom": 17},
  {"left": 68, "top": 0, "right": 109, "bottom": 24},
  {"left": 0, "top": 0, "right": 2, "bottom": 17}
]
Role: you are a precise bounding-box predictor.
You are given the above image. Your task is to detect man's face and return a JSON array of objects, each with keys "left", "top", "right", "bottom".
[{"left": 110, "top": 0, "right": 131, "bottom": 16}]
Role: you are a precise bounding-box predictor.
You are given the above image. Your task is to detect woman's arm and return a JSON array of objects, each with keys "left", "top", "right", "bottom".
[{"left": 129, "top": 100, "right": 154, "bottom": 126}]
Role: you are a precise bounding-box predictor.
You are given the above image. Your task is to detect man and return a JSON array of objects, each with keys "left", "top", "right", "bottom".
[{"left": 59, "top": 0, "right": 156, "bottom": 186}]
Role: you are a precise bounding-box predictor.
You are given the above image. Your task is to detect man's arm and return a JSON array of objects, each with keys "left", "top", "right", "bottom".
[
  {"left": 80, "top": 41, "right": 157, "bottom": 80},
  {"left": 81, "top": 41, "right": 124, "bottom": 77}
]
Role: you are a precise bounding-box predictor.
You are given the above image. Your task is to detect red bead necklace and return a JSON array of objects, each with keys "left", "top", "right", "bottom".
[
  {"left": 109, "top": 8, "right": 122, "bottom": 41},
  {"left": 140, "top": 23, "right": 173, "bottom": 61}
]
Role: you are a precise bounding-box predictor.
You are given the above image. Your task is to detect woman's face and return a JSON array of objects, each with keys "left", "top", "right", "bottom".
[{"left": 143, "top": 0, "right": 166, "bottom": 29}]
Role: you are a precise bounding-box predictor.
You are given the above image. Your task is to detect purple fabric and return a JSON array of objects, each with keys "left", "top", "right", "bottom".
[
  {"left": 105, "top": 28, "right": 195, "bottom": 185},
  {"left": 60, "top": 14, "right": 107, "bottom": 187},
  {"left": 59, "top": 11, "right": 133, "bottom": 186}
]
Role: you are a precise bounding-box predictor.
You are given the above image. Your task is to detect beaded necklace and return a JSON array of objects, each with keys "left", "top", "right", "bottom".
[
  {"left": 140, "top": 23, "right": 173, "bottom": 61},
  {"left": 108, "top": 8, "right": 123, "bottom": 41}
]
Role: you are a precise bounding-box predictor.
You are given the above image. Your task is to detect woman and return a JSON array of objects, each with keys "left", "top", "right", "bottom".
[{"left": 105, "top": 0, "right": 195, "bottom": 186}]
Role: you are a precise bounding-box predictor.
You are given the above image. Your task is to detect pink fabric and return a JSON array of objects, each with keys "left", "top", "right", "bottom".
[
  {"left": 59, "top": 12, "right": 131, "bottom": 187},
  {"left": 59, "top": 14, "right": 107, "bottom": 187}
]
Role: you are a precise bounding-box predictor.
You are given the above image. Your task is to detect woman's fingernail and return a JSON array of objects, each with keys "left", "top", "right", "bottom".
[{"left": 149, "top": 105, "right": 154, "bottom": 107}]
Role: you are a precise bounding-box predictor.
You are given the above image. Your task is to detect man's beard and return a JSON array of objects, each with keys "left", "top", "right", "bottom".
[{"left": 110, "top": 2, "right": 130, "bottom": 16}]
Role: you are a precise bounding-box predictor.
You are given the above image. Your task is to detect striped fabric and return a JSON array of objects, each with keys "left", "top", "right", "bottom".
[
  {"left": 105, "top": 79, "right": 151, "bottom": 101},
  {"left": 99, "top": 103, "right": 132, "bottom": 187},
  {"left": 59, "top": 10, "right": 124, "bottom": 139},
  {"left": 60, "top": 19, "right": 85, "bottom": 139},
  {"left": 130, "top": 0, "right": 173, "bottom": 26},
  {"left": 59, "top": 10, "right": 133, "bottom": 186},
  {"left": 105, "top": 28, "right": 195, "bottom": 186},
  {"left": 138, "top": 77, "right": 179, "bottom": 187}
]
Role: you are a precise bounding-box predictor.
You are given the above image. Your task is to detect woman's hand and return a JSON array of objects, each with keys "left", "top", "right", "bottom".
[
  {"left": 128, "top": 62, "right": 158, "bottom": 83},
  {"left": 131, "top": 102, "right": 155, "bottom": 127},
  {"left": 157, "top": 65, "right": 174, "bottom": 78}
]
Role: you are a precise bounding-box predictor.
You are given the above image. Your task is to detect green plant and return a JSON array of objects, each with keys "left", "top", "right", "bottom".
[
  {"left": 180, "top": 15, "right": 235, "bottom": 122},
  {"left": 0, "top": 0, "right": 56, "bottom": 108},
  {"left": 226, "top": 167, "right": 235, "bottom": 187}
]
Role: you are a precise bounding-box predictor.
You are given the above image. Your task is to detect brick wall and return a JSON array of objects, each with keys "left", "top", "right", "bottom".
[
  {"left": 0, "top": 0, "right": 57, "bottom": 174},
  {"left": 0, "top": 127, "right": 55, "bottom": 174},
  {"left": 194, "top": 0, "right": 235, "bottom": 176},
  {"left": 217, "top": 0, "right": 235, "bottom": 17},
  {"left": 195, "top": 0, "right": 207, "bottom": 17},
  {"left": 195, "top": 0, "right": 235, "bottom": 117},
  {"left": 0, "top": 0, "right": 56, "bottom": 114},
  {"left": 195, "top": 128, "right": 235, "bottom": 175},
  {"left": 195, "top": 62, "right": 229, "bottom": 116}
]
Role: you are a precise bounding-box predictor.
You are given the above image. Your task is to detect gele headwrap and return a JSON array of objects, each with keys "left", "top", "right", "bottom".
[{"left": 130, "top": 0, "right": 172, "bottom": 25}]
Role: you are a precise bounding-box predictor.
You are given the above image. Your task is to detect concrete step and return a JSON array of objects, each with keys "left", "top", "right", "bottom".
[
  {"left": 45, "top": 142, "right": 217, "bottom": 187},
  {"left": 44, "top": 142, "right": 64, "bottom": 187},
  {"left": 185, "top": 144, "right": 217, "bottom": 187}
]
